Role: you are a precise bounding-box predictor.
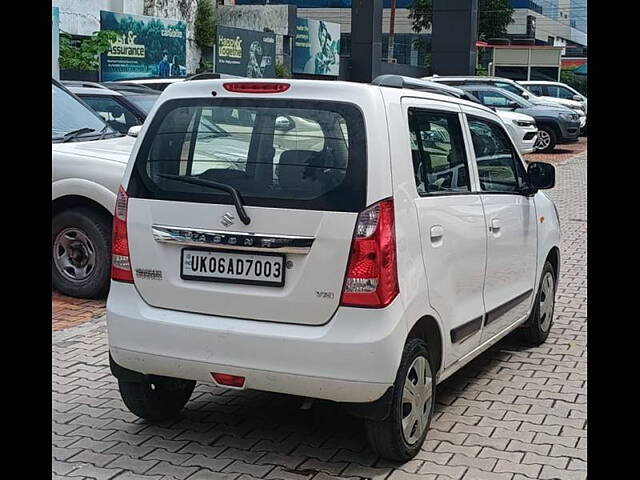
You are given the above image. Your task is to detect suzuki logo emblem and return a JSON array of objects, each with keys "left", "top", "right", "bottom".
[{"left": 220, "top": 212, "right": 235, "bottom": 227}]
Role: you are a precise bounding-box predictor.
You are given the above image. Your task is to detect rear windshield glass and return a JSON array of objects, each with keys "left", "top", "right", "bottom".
[{"left": 128, "top": 98, "right": 367, "bottom": 212}]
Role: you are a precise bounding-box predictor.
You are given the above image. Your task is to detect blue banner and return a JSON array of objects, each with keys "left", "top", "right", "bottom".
[
  {"left": 293, "top": 18, "right": 340, "bottom": 76},
  {"left": 100, "top": 10, "right": 187, "bottom": 81},
  {"left": 52, "top": 7, "right": 59, "bottom": 80}
]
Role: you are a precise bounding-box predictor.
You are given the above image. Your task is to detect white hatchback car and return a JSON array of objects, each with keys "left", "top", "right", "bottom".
[{"left": 107, "top": 76, "right": 560, "bottom": 460}]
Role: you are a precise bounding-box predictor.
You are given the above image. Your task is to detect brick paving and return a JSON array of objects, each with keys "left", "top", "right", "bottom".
[
  {"left": 52, "top": 152, "right": 586, "bottom": 479},
  {"left": 523, "top": 137, "right": 587, "bottom": 164},
  {"left": 53, "top": 290, "right": 107, "bottom": 331}
]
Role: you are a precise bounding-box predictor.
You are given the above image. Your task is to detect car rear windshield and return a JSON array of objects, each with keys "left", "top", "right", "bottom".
[
  {"left": 128, "top": 98, "right": 367, "bottom": 212},
  {"left": 126, "top": 94, "right": 159, "bottom": 114}
]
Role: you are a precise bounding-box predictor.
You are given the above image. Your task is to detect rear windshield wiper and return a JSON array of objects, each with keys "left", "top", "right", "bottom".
[
  {"left": 157, "top": 174, "right": 251, "bottom": 225},
  {"left": 61, "top": 127, "right": 95, "bottom": 143}
]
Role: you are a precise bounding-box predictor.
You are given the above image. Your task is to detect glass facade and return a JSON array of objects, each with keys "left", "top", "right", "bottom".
[{"left": 510, "top": 0, "right": 586, "bottom": 33}]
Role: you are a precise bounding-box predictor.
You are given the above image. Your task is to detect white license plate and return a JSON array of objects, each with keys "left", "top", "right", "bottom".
[{"left": 181, "top": 249, "right": 285, "bottom": 287}]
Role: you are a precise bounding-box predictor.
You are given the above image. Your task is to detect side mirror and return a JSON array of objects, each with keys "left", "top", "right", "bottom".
[
  {"left": 275, "top": 115, "right": 294, "bottom": 131},
  {"left": 521, "top": 91, "right": 531, "bottom": 99},
  {"left": 507, "top": 101, "right": 519, "bottom": 109},
  {"left": 127, "top": 125, "right": 142, "bottom": 137},
  {"left": 527, "top": 161, "right": 555, "bottom": 191},
  {"left": 572, "top": 94, "right": 583, "bottom": 102}
]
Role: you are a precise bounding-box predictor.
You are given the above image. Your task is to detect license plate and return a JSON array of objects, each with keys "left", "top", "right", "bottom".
[{"left": 181, "top": 249, "right": 285, "bottom": 287}]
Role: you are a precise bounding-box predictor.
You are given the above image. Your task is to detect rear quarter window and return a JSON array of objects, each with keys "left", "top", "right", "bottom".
[{"left": 127, "top": 98, "right": 367, "bottom": 213}]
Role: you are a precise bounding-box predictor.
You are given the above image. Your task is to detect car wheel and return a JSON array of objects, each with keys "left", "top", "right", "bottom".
[
  {"left": 118, "top": 376, "right": 195, "bottom": 422},
  {"left": 521, "top": 261, "right": 556, "bottom": 345},
  {"left": 364, "top": 338, "right": 436, "bottom": 461},
  {"left": 52, "top": 208, "right": 112, "bottom": 298},
  {"left": 535, "top": 126, "right": 557, "bottom": 153}
]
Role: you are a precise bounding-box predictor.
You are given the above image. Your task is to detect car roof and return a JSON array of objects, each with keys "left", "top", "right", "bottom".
[
  {"left": 519, "top": 81, "right": 562, "bottom": 85},
  {"left": 101, "top": 82, "right": 160, "bottom": 95},
  {"left": 157, "top": 78, "right": 497, "bottom": 118},
  {"left": 66, "top": 85, "right": 123, "bottom": 97},
  {"left": 117, "top": 78, "right": 184, "bottom": 84},
  {"left": 426, "top": 76, "right": 520, "bottom": 84}
]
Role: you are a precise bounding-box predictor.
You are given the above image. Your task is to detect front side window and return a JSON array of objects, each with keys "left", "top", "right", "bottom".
[
  {"left": 467, "top": 116, "right": 526, "bottom": 194},
  {"left": 52, "top": 83, "right": 111, "bottom": 140},
  {"left": 495, "top": 82, "right": 524, "bottom": 96},
  {"left": 129, "top": 99, "right": 366, "bottom": 212},
  {"left": 524, "top": 84, "right": 545, "bottom": 96},
  {"left": 407, "top": 108, "right": 470, "bottom": 195},
  {"left": 476, "top": 90, "right": 513, "bottom": 108},
  {"left": 546, "top": 85, "right": 577, "bottom": 99},
  {"left": 80, "top": 96, "right": 140, "bottom": 134}
]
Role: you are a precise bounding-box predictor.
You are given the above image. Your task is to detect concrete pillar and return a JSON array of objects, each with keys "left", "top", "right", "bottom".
[
  {"left": 350, "top": 0, "right": 382, "bottom": 83},
  {"left": 431, "top": 0, "right": 478, "bottom": 75}
]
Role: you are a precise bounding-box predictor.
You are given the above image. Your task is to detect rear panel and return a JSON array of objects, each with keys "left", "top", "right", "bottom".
[{"left": 122, "top": 80, "right": 392, "bottom": 326}]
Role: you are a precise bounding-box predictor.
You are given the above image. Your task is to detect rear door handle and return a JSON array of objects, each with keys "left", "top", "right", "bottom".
[
  {"left": 430, "top": 225, "right": 444, "bottom": 240},
  {"left": 490, "top": 218, "right": 502, "bottom": 232}
]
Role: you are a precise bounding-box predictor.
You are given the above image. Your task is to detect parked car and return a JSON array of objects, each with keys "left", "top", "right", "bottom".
[
  {"left": 114, "top": 73, "right": 241, "bottom": 92},
  {"left": 458, "top": 85, "right": 580, "bottom": 152},
  {"left": 494, "top": 110, "right": 538, "bottom": 155},
  {"left": 64, "top": 82, "right": 160, "bottom": 134},
  {"left": 426, "top": 75, "right": 587, "bottom": 131},
  {"left": 107, "top": 76, "right": 560, "bottom": 461},
  {"left": 519, "top": 80, "right": 587, "bottom": 134},
  {"left": 52, "top": 79, "right": 136, "bottom": 298}
]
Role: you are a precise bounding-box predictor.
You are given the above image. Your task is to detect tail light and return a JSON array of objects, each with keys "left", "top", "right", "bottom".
[
  {"left": 340, "top": 198, "right": 399, "bottom": 308},
  {"left": 111, "top": 186, "right": 133, "bottom": 283},
  {"left": 223, "top": 82, "right": 290, "bottom": 94}
]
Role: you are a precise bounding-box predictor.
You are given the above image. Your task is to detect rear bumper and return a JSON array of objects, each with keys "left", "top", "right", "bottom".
[{"left": 107, "top": 282, "right": 407, "bottom": 403}]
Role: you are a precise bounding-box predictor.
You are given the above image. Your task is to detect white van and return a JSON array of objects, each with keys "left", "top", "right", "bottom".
[{"left": 107, "top": 76, "right": 560, "bottom": 460}]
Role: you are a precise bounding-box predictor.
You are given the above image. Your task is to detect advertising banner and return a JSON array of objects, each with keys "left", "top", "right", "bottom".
[
  {"left": 216, "top": 26, "right": 276, "bottom": 78},
  {"left": 100, "top": 10, "right": 187, "bottom": 81},
  {"left": 52, "top": 7, "right": 60, "bottom": 80},
  {"left": 293, "top": 18, "right": 340, "bottom": 76}
]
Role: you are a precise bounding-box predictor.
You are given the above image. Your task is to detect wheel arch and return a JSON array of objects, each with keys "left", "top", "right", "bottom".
[
  {"left": 52, "top": 195, "right": 113, "bottom": 221},
  {"left": 407, "top": 315, "right": 444, "bottom": 375}
]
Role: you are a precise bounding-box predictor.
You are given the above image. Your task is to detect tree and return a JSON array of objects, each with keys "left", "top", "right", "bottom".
[
  {"left": 408, "top": 0, "right": 514, "bottom": 39},
  {"left": 194, "top": 0, "right": 216, "bottom": 48},
  {"left": 59, "top": 30, "right": 119, "bottom": 71}
]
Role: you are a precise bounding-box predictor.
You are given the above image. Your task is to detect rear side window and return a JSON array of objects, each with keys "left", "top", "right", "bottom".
[
  {"left": 408, "top": 108, "right": 470, "bottom": 195},
  {"left": 80, "top": 96, "right": 139, "bottom": 134},
  {"left": 128, "top": 98, "right": 366, "bottom": 212}
]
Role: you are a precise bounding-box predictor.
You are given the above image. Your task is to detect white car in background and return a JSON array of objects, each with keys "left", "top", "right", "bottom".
[
  {"left": 495, "top": 110, "right": 538, "bottom": 155},
  {"left": 52, "top": 79, "right": 136, "bottom": 298}
]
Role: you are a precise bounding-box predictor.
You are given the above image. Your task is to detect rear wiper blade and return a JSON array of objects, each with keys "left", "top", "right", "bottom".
[
  {"left": 158, "top": 174, "right": 251, "bottom": 225},
  {"left": 62, "top": 127, "right": 96, "bottom": 142}
]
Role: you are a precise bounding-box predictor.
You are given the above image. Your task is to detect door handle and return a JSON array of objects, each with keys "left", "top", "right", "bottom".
[
  {"left": 489, "top": 218, "right": 501, "bottom": 232},
  {"left": 430, "top": 225, "right": 444, "bottom": 240}
]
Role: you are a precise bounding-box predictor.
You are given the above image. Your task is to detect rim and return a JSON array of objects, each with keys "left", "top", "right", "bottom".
[
  {"left": 53, "top": 227, "right": 96, "bottom": 282},
  {"left": 536, "top": 130, "right": 551, "bottom": 150},
  {"left": 401, "top": 356, "right": 433, "bottom": 445},
  {"left": 539, "top": 271, "right": 555, "bottom": 332}
]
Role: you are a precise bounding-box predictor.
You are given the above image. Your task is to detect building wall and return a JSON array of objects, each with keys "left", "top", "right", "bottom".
[{"left": 52, "top": 0, "right": 210, "bottom": 74}]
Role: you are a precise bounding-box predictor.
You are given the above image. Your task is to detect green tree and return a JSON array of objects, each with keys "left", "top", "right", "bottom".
[
  {"left": 408, "top": 0, "right": 514, "bottom": 39},
  {"left": 195, "top": 0, "right": 216, "bottom": 48},
  {"left": 59, "top": 30, "right": 119, "bottom": 71}
]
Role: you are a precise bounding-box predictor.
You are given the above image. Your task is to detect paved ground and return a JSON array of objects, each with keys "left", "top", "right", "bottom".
[
  {"left": 523, "top": 137, "right": 586, "bottom": 164},
  {"left": 52, "top": 153, "right": 586, "bottom": 480}
]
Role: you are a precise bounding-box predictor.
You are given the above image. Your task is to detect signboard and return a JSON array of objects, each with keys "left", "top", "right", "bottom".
[
  {"left": 293, "top": 18, "right": 340, "bottom": 76},
  {"left": 216, "top": 26, "right": 276, "bottom": 78},
  {"left": 52, "top": 7, "right": 59, "bottom": 80},
  {"left": 100, "top": 10, "right": 187, "bottom": 81}
]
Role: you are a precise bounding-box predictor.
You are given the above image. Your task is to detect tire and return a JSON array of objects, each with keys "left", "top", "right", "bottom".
[
  {"left": 535, "top": 125, "right": 557, "bottom": 153},
  {"left": 521, "top": 261, "right": 556, "bottom": 345},
  {"left": 364, "top": 338, "right": 436, "bottom": 461},
  {"left": 52, "top": 207, "right": 112, "bottom": 298},
  {"left": 118, "top": 377, "right": 195, "bottom": 422}
]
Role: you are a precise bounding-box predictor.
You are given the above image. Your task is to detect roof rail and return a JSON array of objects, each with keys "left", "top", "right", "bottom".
[
  {"left": 61, "top": 80, "right": 109, "bottom": 89},
  {"left": 371, "top": 74, "right": 482, "bottom": 104}
]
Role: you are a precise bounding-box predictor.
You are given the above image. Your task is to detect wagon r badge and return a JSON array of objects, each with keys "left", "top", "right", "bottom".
[{"left": 220, "top": 212, "right": 235, "bottom": 227}]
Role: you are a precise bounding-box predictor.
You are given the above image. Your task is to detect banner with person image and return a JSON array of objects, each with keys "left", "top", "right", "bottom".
[
  {"left": 216, "top": 26, "right": 276, "bottom": 78},
  {"left": 293, "top": 18, "right": 340, "bottom": 76},
  {"left": 100, "top": 10, "right": 187, "bottom": 81}
]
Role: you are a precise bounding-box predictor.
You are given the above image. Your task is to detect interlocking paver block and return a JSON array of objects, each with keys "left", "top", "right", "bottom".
[{"left": 52, "top": 152, "right": 587, "bottom": 480}]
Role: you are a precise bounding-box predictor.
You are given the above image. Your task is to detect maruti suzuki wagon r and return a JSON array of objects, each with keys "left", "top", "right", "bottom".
[{"left": 107, "top": 76, "right": 560, "bottom": 460}]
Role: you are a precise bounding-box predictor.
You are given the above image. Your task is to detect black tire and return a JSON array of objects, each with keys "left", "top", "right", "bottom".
[
  {"left": 118, "top": 377, "right": 195, "bottom": 422},
  {"left": 521, "top": 261, "right": 556, "bottom": 345},
  {"left": 364, "top": 338, "right": 436, "bottom": 461},
  {"left": 52, "top": 207, "right": 112, "bottom": 298},
  {"left": 536, "top": 125, "right": 557, "bottom": 153}
]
